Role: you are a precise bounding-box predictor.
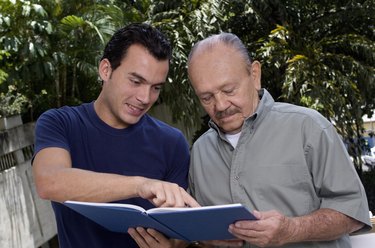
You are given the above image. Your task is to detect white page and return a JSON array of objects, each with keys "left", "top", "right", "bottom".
[
  {"left": 146, "top": 203, "right": 244, "bottom": 214},
  {"left": 64, "top": 200, "right": 146, "bottom": 212}
]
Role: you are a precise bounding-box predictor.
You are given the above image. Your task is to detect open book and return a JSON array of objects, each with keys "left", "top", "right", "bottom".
[{"left": 64, "top": 200, "right": 256, "bottom": 242}]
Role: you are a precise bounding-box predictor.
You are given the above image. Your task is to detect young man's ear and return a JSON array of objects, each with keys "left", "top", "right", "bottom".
[
  {"left": 251, "top": 61, "right": 262, "bottom": 90},
  {"left": 98, "top": 59, "right": 112, "bottom": 82}
]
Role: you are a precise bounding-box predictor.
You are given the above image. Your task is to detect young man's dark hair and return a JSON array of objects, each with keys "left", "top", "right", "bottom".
[{"left": 101, "top": 23, "right": 172, "bottom": 71}]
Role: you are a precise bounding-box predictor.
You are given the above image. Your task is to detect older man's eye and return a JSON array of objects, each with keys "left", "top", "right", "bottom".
[
  {"left": 223, "top": 88, "right": 235, "bottom": 95},
  {"left": 201, "top": 96, "right": 212, "bottom": 103}
]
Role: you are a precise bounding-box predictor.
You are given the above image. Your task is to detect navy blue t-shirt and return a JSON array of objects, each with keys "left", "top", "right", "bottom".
[{"left": 33, "top": 102, "right": 190, "bottom": 248}]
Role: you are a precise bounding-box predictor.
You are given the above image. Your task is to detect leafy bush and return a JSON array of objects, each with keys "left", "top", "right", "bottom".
[{"left": 0, "top": 85, "right": 29, "bottom": 118}]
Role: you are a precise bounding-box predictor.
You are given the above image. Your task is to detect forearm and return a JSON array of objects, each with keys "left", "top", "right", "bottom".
[
  {"left": 34, "top": 166, "right": 146, "bottom": 203},
  {"left": 288, "top": 208, "right": 364, "bottom": 243},
  {"left": 33, "top": 147, "right": 149, "bottom": 203},
  {"left": 33, "top": 148, "right": 197, "bottom": 207}
]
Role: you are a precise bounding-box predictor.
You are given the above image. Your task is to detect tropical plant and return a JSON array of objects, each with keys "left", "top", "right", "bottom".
[
  {"left": 0, "top": 85, "right": 29, "bottom": 118},
  {"left": 253, "top": 0, "right": 375, "bottom": 172},
  {"left": 51, "top": 2, "right": 123, "bottom": 106},
  {"left": 0, "top": 50, "right": 9, "bottom": 84},
  {"left": 1, "top": 0, "right": 374, "bottom": 155},
  {"left": 0, "top": 0, "right": 126, "bottom": 120}
]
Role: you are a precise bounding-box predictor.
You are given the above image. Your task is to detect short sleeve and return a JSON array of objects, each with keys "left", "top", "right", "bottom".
[
  {"left": 306, "top": 123, "right": 372, "bottom": 232},
  {"left": 33, "top": 109, "right": 71, "bottom": 159}
]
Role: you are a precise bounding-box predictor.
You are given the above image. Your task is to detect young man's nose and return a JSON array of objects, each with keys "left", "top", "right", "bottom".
[{"left": 136, "top": 87, "right": 152, "bottom": 104}]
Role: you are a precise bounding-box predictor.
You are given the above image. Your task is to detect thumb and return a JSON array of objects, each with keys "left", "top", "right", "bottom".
[{"left": 253, "top": 210, "right": 262, "bottom": 219}]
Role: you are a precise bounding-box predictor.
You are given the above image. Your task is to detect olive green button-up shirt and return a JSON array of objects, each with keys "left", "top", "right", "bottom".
[{"left": 189, "top": 89, "right": 371, "bottom": 248}]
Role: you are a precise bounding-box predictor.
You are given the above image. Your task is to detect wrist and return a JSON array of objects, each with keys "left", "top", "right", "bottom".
[
  {"left": 132, "top": 176, "right": 147, "bottom": 198},
  {"left": 286, "top": 216, "right": 303, "bottom": 244}
]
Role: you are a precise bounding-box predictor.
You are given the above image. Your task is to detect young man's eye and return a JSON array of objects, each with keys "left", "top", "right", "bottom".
[
  {"left": 153, "top": 85, "right": 162, "bottom": 91},
  {"left": 130, "top": 79, "right": 140, "bottom": 84}
]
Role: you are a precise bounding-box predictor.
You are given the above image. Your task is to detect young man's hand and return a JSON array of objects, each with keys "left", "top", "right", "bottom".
[{"left": 136, "top": 178, "right": 200, "bottom": 207}]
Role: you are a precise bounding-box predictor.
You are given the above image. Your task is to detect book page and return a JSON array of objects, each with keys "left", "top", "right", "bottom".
[
  {"left": 64, "top": 200, "right": 146, "bottom": 212},
  {"left": 146, "top": 203, "right": 244, "bottom": 214}
]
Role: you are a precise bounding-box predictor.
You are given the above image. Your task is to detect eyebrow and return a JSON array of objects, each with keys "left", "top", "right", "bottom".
[
  {"left": 128, "top": 72, "right": 166, "bottom": 85},
  {"left": 198, "top": 82, "right": 236, "bottom": 95},
  {"left": 129, "top": 72, "right": 146, "bottom": 82}
]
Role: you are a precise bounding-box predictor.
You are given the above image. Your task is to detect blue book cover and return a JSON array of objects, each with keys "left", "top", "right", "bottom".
[
  {"left": 149, "top": 204, "right": 256, "bottom": 241},
  {"left": 64, "top": 201, "right": 256, "bottom": 242}
]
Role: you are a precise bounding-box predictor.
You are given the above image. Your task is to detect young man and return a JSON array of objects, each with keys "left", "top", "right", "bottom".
[{"left": 32, "top": 23, "right": 198, "bottom": 248}]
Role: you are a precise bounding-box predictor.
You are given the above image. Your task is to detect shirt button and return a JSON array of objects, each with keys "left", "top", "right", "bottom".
[{"left": 235, "top": 175, "right": 240, "bottom": 180}]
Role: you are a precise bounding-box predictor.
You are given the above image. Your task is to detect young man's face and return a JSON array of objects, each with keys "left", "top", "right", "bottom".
[
  {"left": 97, "top": 44, "right": 169, "bottom": 129},
  {"left": 188, "top": 43, "right": 261, "bottom": 134}
]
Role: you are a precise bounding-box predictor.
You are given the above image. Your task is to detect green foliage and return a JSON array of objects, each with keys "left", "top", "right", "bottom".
[
  {"left": 0, "top": 85, "right": 29, "bottom": 118},
  {"left": 0, "top": 0, "right": 374, "bottom": 152},
  {"left": 0, "top": 50, "right": 9, "bottom": 84},
  {"left": 254, "top": 0, "right": 375, "bottom": 171},
  {"left": 146, "top": 0, "right": 231, "bottom": 128},
  {"left": 0, "top": 0, "right": 125, "bottom": 121}
]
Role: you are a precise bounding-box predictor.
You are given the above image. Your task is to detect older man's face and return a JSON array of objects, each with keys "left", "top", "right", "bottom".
[{"left": 188, "top": 43, "right": 261, "bottom": 134}]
